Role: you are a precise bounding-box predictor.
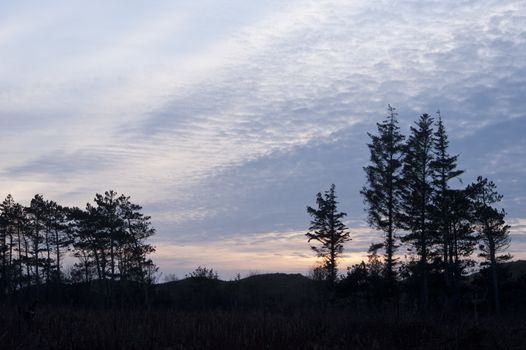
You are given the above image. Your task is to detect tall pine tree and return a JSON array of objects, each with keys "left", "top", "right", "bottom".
[
  {"left": 45, "top": 200, "right": 71, "bottom": 283},
  {"left": 306, "top": 184, "right": 351, "bottom": 284},
  {"left": 430, "top": 114, "right": 464, "bottom": 291},
  {"left": 362, "top": 105, "right": 405, "bottom": 282},
  {"left": 400, "top": 114, "right": 436, "bottom": 315},
  {"left": 119, "top": 196, "right": 156, "bottom": 282},
  {"left": 26, "top": 194, "right": 47, "bottom": 285}
]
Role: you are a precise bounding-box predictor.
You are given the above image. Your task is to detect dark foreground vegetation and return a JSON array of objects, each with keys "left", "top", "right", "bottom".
[
  {"left": 3, "top": 306, "right": 526, "bottom": 350},
  {"left": 2, "top": 263, "right": 526, "bottom": 349}
]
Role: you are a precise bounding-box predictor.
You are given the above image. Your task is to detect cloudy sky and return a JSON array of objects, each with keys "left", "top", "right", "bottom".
[{"left": 1, "top": 0, "right": 525, "bottom": 278}]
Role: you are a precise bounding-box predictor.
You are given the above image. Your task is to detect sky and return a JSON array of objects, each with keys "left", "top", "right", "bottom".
[{"left": 1, "top": 0, "right": 525, "bottom": 279}]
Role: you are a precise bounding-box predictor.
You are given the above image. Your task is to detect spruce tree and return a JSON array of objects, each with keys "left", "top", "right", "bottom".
[
  {"left": 400, "top": 114, "right": 436, "bottom": 315},
  {"left": 430, "top": 115, "right": 464, "bottom": 290},
  {"left": 306, "top": 184, "right": 351, "bottom": 284},
  {"left": 362, "top": 105, "right": 405, "bottom": 282}
]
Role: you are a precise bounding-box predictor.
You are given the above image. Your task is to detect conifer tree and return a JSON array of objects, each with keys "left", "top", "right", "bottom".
[
  {"left": 70, "top": 191, "right": 157, "bottom": 283},
  {"left": 69, "top": 204, "right": 105, "bottom": 281},
  {"left": 430, "top": 114, "right": 464, "bottom": 289},
  {"left": 1, "top": 195, "right": 24, "bottom": 293},
  {"left": 362, "top": 105, "right": 405, "bottom": 282},
  {"left": 0, "top": 196, "right": 12, "bottom": 296},
  {"left": 26, "top": 194, "right": 47, "bottom": 285},
  {"left": 400, "top": 114, "right": 436, "bottom": 314},
  {"left": 119, "top": 196, "right": 156, "bottom": 282},
  {"left": 94, "top": 190, "right": 124, "bottom": 281},
  {"left": 306, "top": 184, "right": 350, "bottom": 284},
  {"left": 45, "top": 200, "right": 71, "bottom": 283},
  {"left": 446, "top": 188, "right": 477, "bottom": 280},
  {"left": 468, "top": 177, "right": 511, "bottom": 315},
  {"left": 1, "top": 198, "right": 28, "bottom": 289}
]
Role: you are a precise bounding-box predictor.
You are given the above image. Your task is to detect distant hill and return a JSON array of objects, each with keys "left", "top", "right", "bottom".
[
  {"left": 466, "top": 260, "right": 526, "bottom": 283},
  {"left": 156, "top": 273, "right": 323, "bottom": 310},
  {"left": 502, "top": 260, "right": 526, "bottom": 280}
]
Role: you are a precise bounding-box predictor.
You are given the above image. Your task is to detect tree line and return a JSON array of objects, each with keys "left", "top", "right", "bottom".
[
  {"left": 0, "top": 106, "right": 514, "bottom": 318},
  {"left": 307, "top": 106, "right": 511, "bottom": 315},
  {"left": 0, "top": 190, "right": 156, "bottom": 298}
]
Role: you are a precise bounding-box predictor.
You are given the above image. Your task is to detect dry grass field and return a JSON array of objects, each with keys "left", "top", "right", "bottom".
[{"left": 1, "top": 306, "right": 525, "bottom": 350}]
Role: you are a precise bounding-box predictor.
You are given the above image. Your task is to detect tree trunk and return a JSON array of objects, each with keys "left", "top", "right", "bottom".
[
  {"left": 55, "top": 229, "right": 61, "bottom": 283},
  {"left": 110, "top": 228, "right": 115, "bottom": 281},
  {"left": 420, "top": 242, "right": 429, "bottom": 316},
  {"left": 386, "top": 183, "right": 394, "bottom": 282},
  {"left": 17, "top": 224, "right": 23, "bottom": 289},
  {"left": 24, "top": 240, "right": 30, "bottom": 288},
  {"left": 45, "top": 231, "right": 51, "bottom": 283},
  {"left": 489, "top": 241, "right": 501, "bottom": 315},
  {"left": 33, "top": 238, "right": 40, "bottom": 285},
  {"left": 94, "top": 248, "right": 103, "bottom": 280}
]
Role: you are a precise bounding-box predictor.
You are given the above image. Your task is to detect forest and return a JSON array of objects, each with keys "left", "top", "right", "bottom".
[{"left": 1, "top": 107, "right": 525, "bottom": 349}]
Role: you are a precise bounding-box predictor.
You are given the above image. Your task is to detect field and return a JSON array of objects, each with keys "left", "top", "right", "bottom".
[
  {"left": 2, "top": 268, "right": 526, "bottom": 349},
  {"left": 1, "top": 306, "right": 526, "bottom": 350}
]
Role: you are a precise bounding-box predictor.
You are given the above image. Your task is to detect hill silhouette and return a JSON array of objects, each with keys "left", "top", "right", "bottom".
[
  {"left": 503, "top": 260, "right": 526, "bottom": 279},
  {"left": 156, "top": 273, "right": 322, "bottom": 310}
]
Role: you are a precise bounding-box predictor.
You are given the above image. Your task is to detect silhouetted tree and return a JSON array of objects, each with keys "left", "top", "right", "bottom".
[
  {"left": 0, "top": 195, "right": 13, "bottom": 296},
  {"left": 0, "top": 190, "right": 157, "bottom": 299},
  {"left": 362, "top": 105, "right": 405, "bottom": 282},
  {"left": 468, "top": 177, "right": 511, "bottom": 315},
  {"left": 119, "top": 195, "right": 157, "bottom": 282},
  {"left": 45, "top": 201, "right": 71, "bottom": 283},
  {"left": 430, "top": 115, "right": 464, "bottom": 297},
  {"left": 1, "top": 197, "right": 27, "bottom": 290},
  {"left": 186, "top": 266, "right": 219, "bottom": 280},
  {"left": 69, "top": 205, "right": 102, "bottom": 281},
  {"left": 400, "top": 114, "right": 436, "bottom": 315},
  {"left": 0, "top": 195, "right": 31, "bottom": 292},
  {"left": 366, "top": 243, "right": 384, "bottom": 278},
  {"left": 446, "top": 188, "right": 477, "bottom": 285},
  {"left": 342, "top": 262, "right": 369, "bottom": 307},
  {"left": 26, "top": 195, "right": 48, "bottom": 285},
  {"left": 94, "top": 191, "right": 124, "bottom": 281},
  {"left": 306, "top": 184, "right": 350, "bottom": 284},
  {"left": 308, "top": 264, "right": 329, "bottom": 281},
  {"left": 70, "top": 191, "right": 157, "bottom": 283}
]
